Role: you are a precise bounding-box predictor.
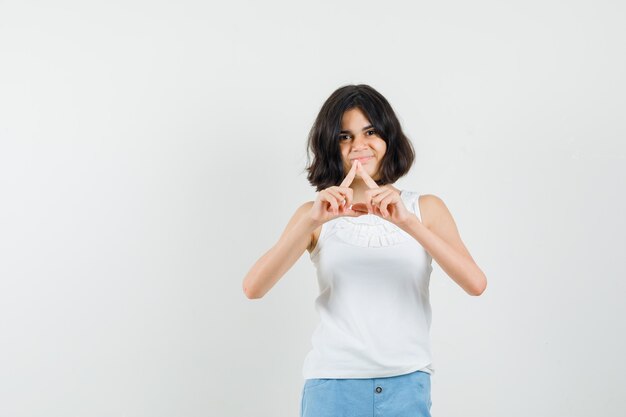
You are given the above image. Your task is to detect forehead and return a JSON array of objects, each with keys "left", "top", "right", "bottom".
[{"left": 340, "top": 107, "right": 371, "bottom": 127}]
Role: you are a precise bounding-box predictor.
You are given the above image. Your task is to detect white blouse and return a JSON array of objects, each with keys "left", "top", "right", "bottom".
[{"left": 303, "top": 190, "right": 435, "bottom": 379}]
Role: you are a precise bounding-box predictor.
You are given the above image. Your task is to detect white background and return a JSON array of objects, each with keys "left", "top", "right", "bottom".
[{"left": 1, "top": 1, "right": 625, "bottom": 416}]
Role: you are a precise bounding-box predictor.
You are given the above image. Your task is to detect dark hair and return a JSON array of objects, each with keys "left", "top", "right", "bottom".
[{"left": 305, "top": 84, "right": 415, "bottom": 192}]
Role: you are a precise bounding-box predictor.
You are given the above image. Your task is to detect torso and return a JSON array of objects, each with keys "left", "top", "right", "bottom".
[{"left": 307, "top": 192, "right": 434, "bottom": 254}]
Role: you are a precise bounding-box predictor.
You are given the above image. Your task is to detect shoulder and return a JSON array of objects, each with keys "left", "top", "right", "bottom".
[
  {"left": 418, "top": 193, "right": 445, "bottom": 207},
  {"left": 279, "top": 201, "right": 317, "bottom": 249},
  {"left": 298, "top": 200, "right": 315, "bottom": 213},
  {"left": 291, "top": 201, "right": 315, "bottom": 223},
  {"left": 294, "top": 201, "right": 320, "bottom": 253},
  {"left": 280, "top": 201, "right": 314, "bottom": 236},
  {"left": 414, "top": 193, "right": 447, "bottom": 230}
]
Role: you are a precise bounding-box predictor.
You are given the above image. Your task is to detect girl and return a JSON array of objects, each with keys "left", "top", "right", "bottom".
[{"left": 242, "top": 84, "right": 487, "bottom": 417}]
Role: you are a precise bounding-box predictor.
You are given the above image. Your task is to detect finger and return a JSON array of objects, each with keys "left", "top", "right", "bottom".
[
  {"left": 365, "top": 188, "right": 386, "bottom": 214},
  {"left": 378, "top": 192, "right": 396, "bottom": 218},
  {"left": 350, "top": 202, "right": 369, "bottom": 214},
  {"left": 356, "top": 160, "right": 380, "bottom": 189},
  {"left": 326, "top": 188, "right": 347, "bottom": 211},
  {"left": 372, "top": 188, "right": 392, "bottom": 207},
  {"left": 340, "top": 159, "right": 359, "bottom": 188},
  {"left": 338, "top": 186, "right": 354, "bottom": 208},
  {"left": 321, "top": 190, "right": 339, "bottom": 215},
  {"left": 344, "top": 207, "right": 368, "bottom": 217},
  {"left": 329, "top": 199, "right": 339, "bottom": 216}
]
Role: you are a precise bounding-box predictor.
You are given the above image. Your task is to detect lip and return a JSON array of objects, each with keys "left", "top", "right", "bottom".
[{"left": 351, "top": 156, "right": 373, "bottom": 163}]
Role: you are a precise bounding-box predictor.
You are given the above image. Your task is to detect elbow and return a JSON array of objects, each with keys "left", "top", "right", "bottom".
[
  {"left": 468, "top": 274, "right": 487, "bottom": 296},
  {"left": 242, "top": 277, "right": 264, "bottom": 300},
  {"left": 243, "top": 285, "right": 259, "bottom": 299}
]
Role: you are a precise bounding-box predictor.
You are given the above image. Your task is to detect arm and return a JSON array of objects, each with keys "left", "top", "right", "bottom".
[
  {"left": 398, "top": 195, "right": 487, "bottom": 296},
  {"left": 242, "top": 201, "right": 318, "bottom": 299}
]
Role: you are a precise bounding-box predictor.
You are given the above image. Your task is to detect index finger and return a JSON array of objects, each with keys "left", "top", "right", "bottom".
[
  {"left": 356, "top": 160, "right": 380, "bottom": 189},
  {"left": 340, "top": 159, "right": 359, "bottom": 187}
]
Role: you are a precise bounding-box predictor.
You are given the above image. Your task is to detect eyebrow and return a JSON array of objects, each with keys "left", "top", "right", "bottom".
[{"left": 339, "top": 125, "right": 374, "bottom": 134}]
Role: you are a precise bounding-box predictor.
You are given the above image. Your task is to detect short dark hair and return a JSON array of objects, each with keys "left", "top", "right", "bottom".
[{"left": 305, "top": 84, "right": 415, "bottom": 192}]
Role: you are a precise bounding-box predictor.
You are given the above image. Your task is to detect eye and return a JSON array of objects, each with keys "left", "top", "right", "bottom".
[
  {"left": 339, "top": 134, "right": 351, "bottom": 141},
  {"left": 366, "top": 129, "right": 377, "bottom": 136}
]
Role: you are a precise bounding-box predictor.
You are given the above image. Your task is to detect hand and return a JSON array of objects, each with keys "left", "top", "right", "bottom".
[
  {"left": 356, "top": 160, "right": 412, "bottom": 226},
  {"left": 309, "top": 160, "right": 368, "bottom": 225}
]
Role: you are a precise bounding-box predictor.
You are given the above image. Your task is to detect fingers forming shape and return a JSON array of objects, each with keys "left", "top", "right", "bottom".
[
  {"left": 377, "top": 190, "right": 396, "bottom": 218},
  {"left": 356, "top": 160, "right": 380, "bottom": 189},
  {"left": 340, "top": 160, "right": 359, "bottom": 188}
]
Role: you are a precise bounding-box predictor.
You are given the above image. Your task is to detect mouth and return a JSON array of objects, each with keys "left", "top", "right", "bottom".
[{"left": 351, "top": 156, "right": 373, "bottom": 163}]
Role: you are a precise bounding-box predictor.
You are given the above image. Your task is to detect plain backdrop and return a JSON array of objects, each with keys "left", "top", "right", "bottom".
[{"left": 1, "top": 1, "right": 625, "bottom": 416}]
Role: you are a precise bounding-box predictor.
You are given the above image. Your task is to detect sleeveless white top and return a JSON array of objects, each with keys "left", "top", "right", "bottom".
[{"left": 302, "top": 190, "right": 435, "bottom": 379}]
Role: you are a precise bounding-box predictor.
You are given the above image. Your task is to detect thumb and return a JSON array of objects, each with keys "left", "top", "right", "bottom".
[{"left": 343, "top": 208, "right": 367, "bottom": 217}]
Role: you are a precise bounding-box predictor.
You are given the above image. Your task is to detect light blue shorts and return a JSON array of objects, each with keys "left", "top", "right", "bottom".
[{"left": 300, "top": 369, "right": 432, "bottom": 417}]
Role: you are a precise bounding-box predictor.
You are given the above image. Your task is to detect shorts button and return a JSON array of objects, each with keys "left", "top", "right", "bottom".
[{"left": 375, "top": 386, "right": 382, "bottom": 393}]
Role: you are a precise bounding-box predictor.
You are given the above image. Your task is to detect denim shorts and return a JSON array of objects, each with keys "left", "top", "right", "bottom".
[{"left": 300, "top": 369, "right": 432, "bottom": 417}]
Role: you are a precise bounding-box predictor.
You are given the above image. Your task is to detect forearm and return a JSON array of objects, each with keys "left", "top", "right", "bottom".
[
  {"left": 398, "top": 215, "right": 487, "bottom": 296},
  {"left": 243, "top": 216, "right": 320, "bottom": 299}
]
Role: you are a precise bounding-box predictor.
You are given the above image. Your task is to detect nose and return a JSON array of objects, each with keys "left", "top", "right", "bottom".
[{"left": 351, "top": 132, "right": 369, "bottom": 149}]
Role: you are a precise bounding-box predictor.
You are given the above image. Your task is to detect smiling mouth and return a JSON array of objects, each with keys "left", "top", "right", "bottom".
[{"left": 351, "top": 156, "right": 373, "bottom": 163}]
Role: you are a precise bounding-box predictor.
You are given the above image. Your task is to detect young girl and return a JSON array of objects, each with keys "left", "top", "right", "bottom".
[{"left": 242, "top": 84, "right": 487, "bottom": 417}]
